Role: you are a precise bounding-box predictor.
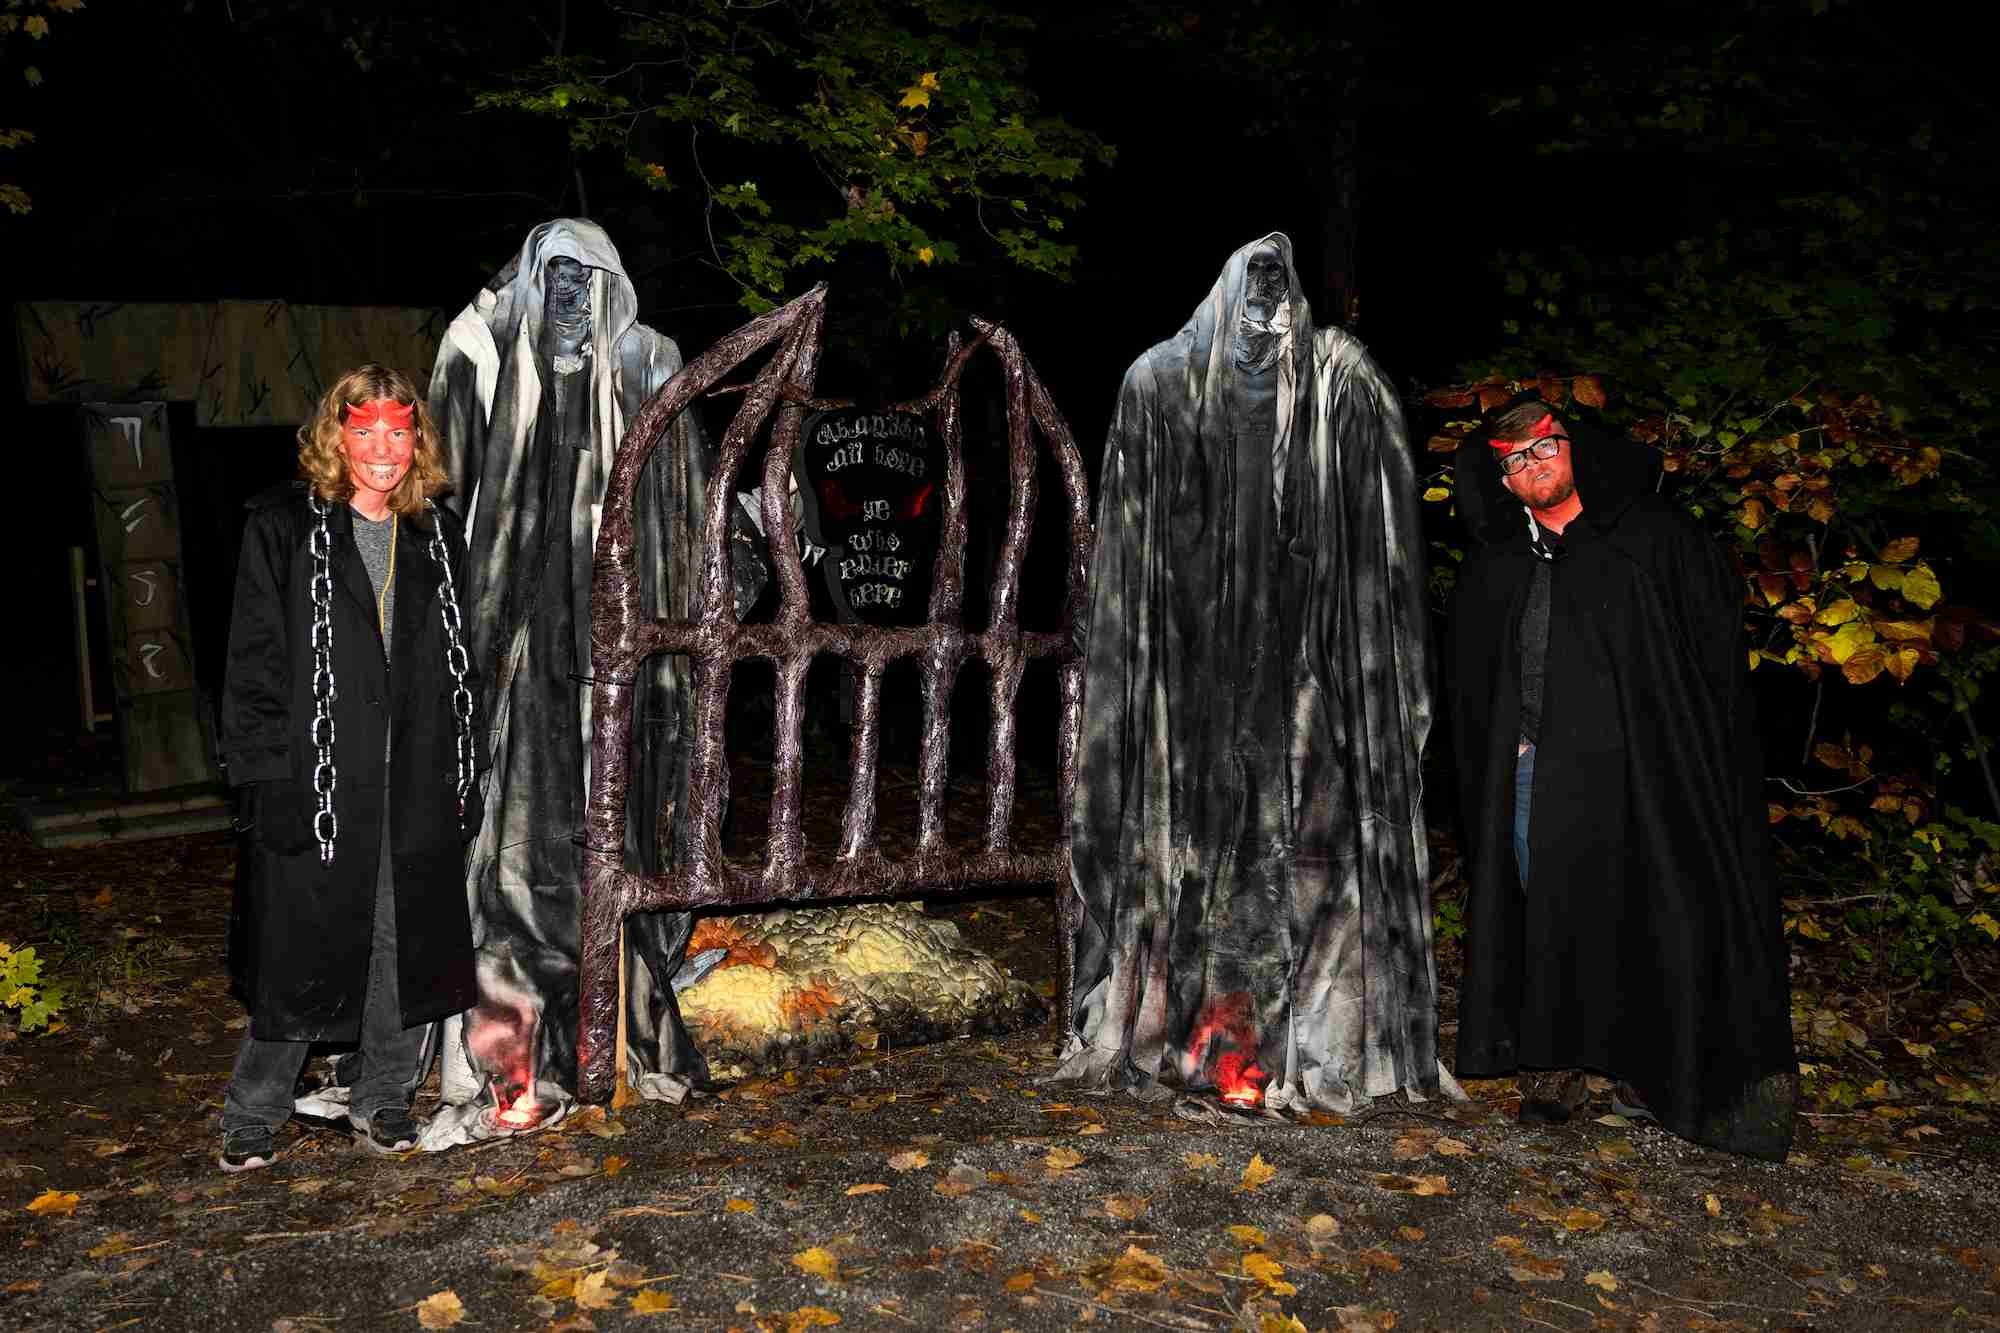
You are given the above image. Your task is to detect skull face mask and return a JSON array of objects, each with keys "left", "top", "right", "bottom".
[{"left": 1233, "top": 243, "right": 1292, "bottom": 373}]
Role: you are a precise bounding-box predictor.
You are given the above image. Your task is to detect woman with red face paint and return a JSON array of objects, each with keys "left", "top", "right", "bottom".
[{"left": 215, "top": 364, "right": 485, "bottom": 1172}]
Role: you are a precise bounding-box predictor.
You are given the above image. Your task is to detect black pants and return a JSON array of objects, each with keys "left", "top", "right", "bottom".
[{"left": 220, "top": 829, "right": 429, "bottom": 1132}]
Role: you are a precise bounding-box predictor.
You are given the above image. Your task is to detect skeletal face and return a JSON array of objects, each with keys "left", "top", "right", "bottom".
[
  {"left": 545, "top": 256, "right": 591, "bottom": 322},
  {"left": 1243, "top": 245, "right": 1288, "bottom": 323}
]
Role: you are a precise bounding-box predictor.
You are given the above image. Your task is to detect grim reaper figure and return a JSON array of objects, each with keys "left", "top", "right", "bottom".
[
  {"left": 423, "top": 218, "right": 748, "bottom": 1139},
  {"left": 1054, "top": 233, "right": 1454, "bottom": 1113}
]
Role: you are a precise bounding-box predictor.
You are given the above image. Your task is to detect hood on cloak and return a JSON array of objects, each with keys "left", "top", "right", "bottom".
[
  {"left": 1167, "top": 232, "right": 1313, "bottom": 515},
  {"left": 1454, "top": 403, "right": 1661, "bottom": 546}
]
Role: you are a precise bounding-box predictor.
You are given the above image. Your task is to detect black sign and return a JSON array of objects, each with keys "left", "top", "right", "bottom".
[{"left": 796, "top": 407, "right": 942, "bottom": 625}]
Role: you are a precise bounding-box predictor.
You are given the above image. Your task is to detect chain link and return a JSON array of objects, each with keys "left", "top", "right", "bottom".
[
  {"left": 308, "top": 497, "right": 339, "bottom": 864},
  {"left": 425, "top": 500, "right": 477, "bottom": 825},
  {"left": 303, "top": 497, "right": 476, "bottom": 864}
]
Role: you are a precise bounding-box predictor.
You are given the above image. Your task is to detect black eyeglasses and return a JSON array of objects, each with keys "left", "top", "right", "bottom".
[{"left": 1496, "top": 435, "right": 1568, "bottom": 476}]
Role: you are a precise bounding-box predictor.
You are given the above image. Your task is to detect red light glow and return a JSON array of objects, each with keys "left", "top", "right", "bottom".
[{"left": 1189, "top": 991, "right": 1270, "bottom": 1108}]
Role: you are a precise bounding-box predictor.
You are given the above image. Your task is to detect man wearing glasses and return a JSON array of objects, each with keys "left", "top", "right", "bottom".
[{"left": 1444, "top": 396, "right": 1796, "bottom": 1160}]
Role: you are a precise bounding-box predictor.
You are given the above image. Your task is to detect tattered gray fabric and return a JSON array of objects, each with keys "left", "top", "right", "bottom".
[
  {"left": 1054, "top": 233, "right": 1454, "bottom": 1113},
  {"left": 426, "top": 219, "right": 747, "bottom": 1135}
]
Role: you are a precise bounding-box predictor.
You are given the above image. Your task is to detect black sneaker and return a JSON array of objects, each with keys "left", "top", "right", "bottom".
[
  {"left": 219, "top": 1125, "right": 277, "bottom": 1174},
  {"left": 354, "top": 1105, "right": 422, "bottom": 1156},
  {"left": 1517, "top": 1069, "right": 1588, "bottom": 1125}
]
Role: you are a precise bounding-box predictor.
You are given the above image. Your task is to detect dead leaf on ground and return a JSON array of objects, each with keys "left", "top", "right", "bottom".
[
  {"left": 1371, "top": 1172, "right": 1450, "bottom": 1196},
  {"left": 574, "top": 1271, "right": 617, "bottom": 1310},
  {"left": 630, "top": 1288, "right": 676, "bottom": 1315},
  {"left": 1355, "top": 1248, "right": 1402, "bottom": 1274},
  {"left": 1104, "top": 1194, "right": 1148, "bottom": 1221},
  {"left": 726, "top": 1198, "right": 756, "bottom": 1213},
  {"left": 1043, "top": 1146, "right": 1085, "bottom": 1173},
  {"left": 1561, "top": 1207, "right": 1605, "bottom": 1233},
  {"left": 1306, "top": 1214, "right": 1341, "bottom": 1241},
  {"left": 887, "top": 1149, "right": 930, "bottom": 1172},
  {"left": 1397, "top": 1226, "right": 1425, "bottom": 1242},
  {"left": 1509, "top": 1258, "right": 1565, "bottom": 1283},
  {"left": 415, "top": 1290, "right": 466, "bottom": 1329},
  {"left": 1239, "top": 1153, "right": 1278, "bottom": 1191},
  {"left": 1242, "top": 1251, "right": 1297, "bottom": 1295},
  {"left": 1227, "top": 1224, "right": 1268, "bottom": 1247},
  {"left": 25, "top": 1190, "right": 80, "bottom": 1216},
  {"left": 601, "top": 1155, "right": 630, "bottom": 1177},
  {"left": 1585, "top": 1269, "right": 1618, "bottom": 1292},
  {"left": 1103, "top": 1245, "right": 1170, "bottom": 1293},
  {"left": 845, "top": 1183, "right": 890, "bottom": 1196},
  {"left": 86, "top": 1233, "right": 133, "bottom": 1260},
  {"left": 1004, "top": 1271, "right": 1036, "bottom": 1292},
  {"left": 787, "top": 1309, "right": 841, "bottom": 1331},
  {"left": 1183, "top": 1151, "right": 1220, "bottom": 1170},
  {"left": 1434, "top": 1136, "right": 1475, "bottom": 1157},
  {"left": 792, "top": 1247, "right": 841, "bottom": 1282}
]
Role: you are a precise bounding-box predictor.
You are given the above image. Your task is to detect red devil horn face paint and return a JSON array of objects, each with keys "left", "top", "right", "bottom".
[
  {"left": 344, "top": 398, "right": 417, "bottom": 431},
  {"left": 1491, "top": 414, "right": 1556, "bottom": 449}
]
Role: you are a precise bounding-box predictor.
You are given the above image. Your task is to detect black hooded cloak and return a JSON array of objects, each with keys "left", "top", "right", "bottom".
[
  {"left": 1446, "top": 420, "right": 1797, "bottom": 1160},
  {"left": 427, "top": 219, "right": 717, "bottom": 1121},
  {"left": 1053, "top": 234, "right": 1451, "bottom": 1112}
]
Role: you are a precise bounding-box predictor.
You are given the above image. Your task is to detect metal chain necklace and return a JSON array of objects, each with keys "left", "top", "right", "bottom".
[
  {"left": 308, "top": 496, "right": 340, "bottom": 864},
  {"left": 424, "top": 499, "right": 477, "bottom": 824},
  {"left": 304, "top": 496, "right": 477, "bottom": 865}
]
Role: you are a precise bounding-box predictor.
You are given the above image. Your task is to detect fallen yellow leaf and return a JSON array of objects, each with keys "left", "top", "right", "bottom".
[
  {"left": 1585, "top": 1269, "right": 1619, "bottom": 1292},
  {"left": 602, "top": 1155, "right": 630, "bottom": 1178},
  {"left": 25, "top": 1190, "right": 79, "bottom": 1217},
  {"left": 1398, "top": 1225, "right": 1425, "bottom": 1242},
  {"left": 575, "top": 1271, "right": 617, "bottom": 1311},
  {"left": 1434, "top": 1136, "right": 1475, "bottom": 1157},
  {"left": 1004, "top": 1271, "right": 1036, "bottom": 1292},
  {"left": 415, "top": 1289, "right": 466, "bottom": 1329},
  {"left": 887, "top": 1149, "right": 930, "bottom": 1172},
  {"left": 1561, "top": 1207, "right": 1605, "bottom": 1233},
  {"left": 787, "top": 1307, "right": 841, "bottom": 1331},
  {"left": 1242, "top": 1251, "right": 1296, "bottom": 1294},
  {"left": 1228, "top": 1224, "right": 1268, "bottom": 1247},
  {"left": 1305, "top": 1214, "right": 1341, "bottom": 1241},
  {"left": 844, "top": 1183, "right": 890, "bottom": 1196},
  {"left": 1043, "top": 1146, "right": 1085, "bottom": 1172},
  {"left": 792, "top": 1247, "right": 841, "bottom": 1282},
  {"left": 630, "top": 1288, "right": 676, "bottom": 1315},
  {"left": 1182, "top": 1151, "right": 1220, "bottom": 1170},
  {"left": 1703, "top": 1193, "right": 1722, "bottom": 1217},
  {"left": 1372, "top": 1172, "right": 1451, "bottom": 1196},
  {"left": 1104, "top": 1245, "right": 1169, "bottom": 1293},
  {"left": 1238, "top": 1153, "right": 1278, "bottom": 1191},
  {"left": 1104, "top": 1194, "right": 1147, "bottom": 1220},
  {"left": 726, "top": 1198, "right": 756, "bottom": 1213}
]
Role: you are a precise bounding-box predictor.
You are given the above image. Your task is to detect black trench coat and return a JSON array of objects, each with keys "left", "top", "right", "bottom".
[{"left": 220, "top": 483, "right": 483, "bottom": 1042}]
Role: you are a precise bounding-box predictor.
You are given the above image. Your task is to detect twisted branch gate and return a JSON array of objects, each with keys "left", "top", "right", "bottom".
[{"left": 576, "top": 286, "right": 1093, "bottom": 1104}]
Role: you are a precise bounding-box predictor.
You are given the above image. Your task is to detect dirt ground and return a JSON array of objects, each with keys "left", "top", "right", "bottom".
[{"left": 4, "top": 764, "right": 2000, "bottom": 1331}]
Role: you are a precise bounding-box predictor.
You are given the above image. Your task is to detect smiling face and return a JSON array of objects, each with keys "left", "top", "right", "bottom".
[{"left": 341, "top": 398, "right": 417, "bottom": 516}]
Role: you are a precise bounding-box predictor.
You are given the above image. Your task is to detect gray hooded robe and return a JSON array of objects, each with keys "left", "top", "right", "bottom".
[
  {"left": 427, "top": 219, "right": 717, "bottom": 1130},
  {"left": 1054, "top": 233, "right": 1455, "bottom": 1112}
]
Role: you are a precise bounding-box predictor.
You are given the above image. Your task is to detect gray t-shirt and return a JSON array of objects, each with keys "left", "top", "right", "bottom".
[{"left": 351, "top": 510, "right": 397, "bottom": 660}]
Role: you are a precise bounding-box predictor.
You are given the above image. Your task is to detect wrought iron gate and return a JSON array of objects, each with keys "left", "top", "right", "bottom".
[{"left": 575, "top": 286, "right": 1093, "bottom": 1104}]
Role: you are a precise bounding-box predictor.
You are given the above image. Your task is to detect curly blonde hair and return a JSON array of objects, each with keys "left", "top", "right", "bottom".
[{"left": 296, "top": 364, "right": 448, "bottom": 515}]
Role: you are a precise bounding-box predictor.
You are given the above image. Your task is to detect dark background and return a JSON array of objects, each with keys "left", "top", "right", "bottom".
[{"left": 1, "top": 0, "right": 1987, "bottom": 789}]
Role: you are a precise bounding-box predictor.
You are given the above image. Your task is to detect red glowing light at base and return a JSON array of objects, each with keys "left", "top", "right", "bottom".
[{"left": 1189, "top": 991, "right": 1270, "bottom": 1108}]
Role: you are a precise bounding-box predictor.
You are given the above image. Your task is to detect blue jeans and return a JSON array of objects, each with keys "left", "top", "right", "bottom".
[
  {"left": 1513, "top": 739, "right": 1535, "bottom": 889},
  {"left": 221, "top": 827, "right": 429, "bottom": 1132}
]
